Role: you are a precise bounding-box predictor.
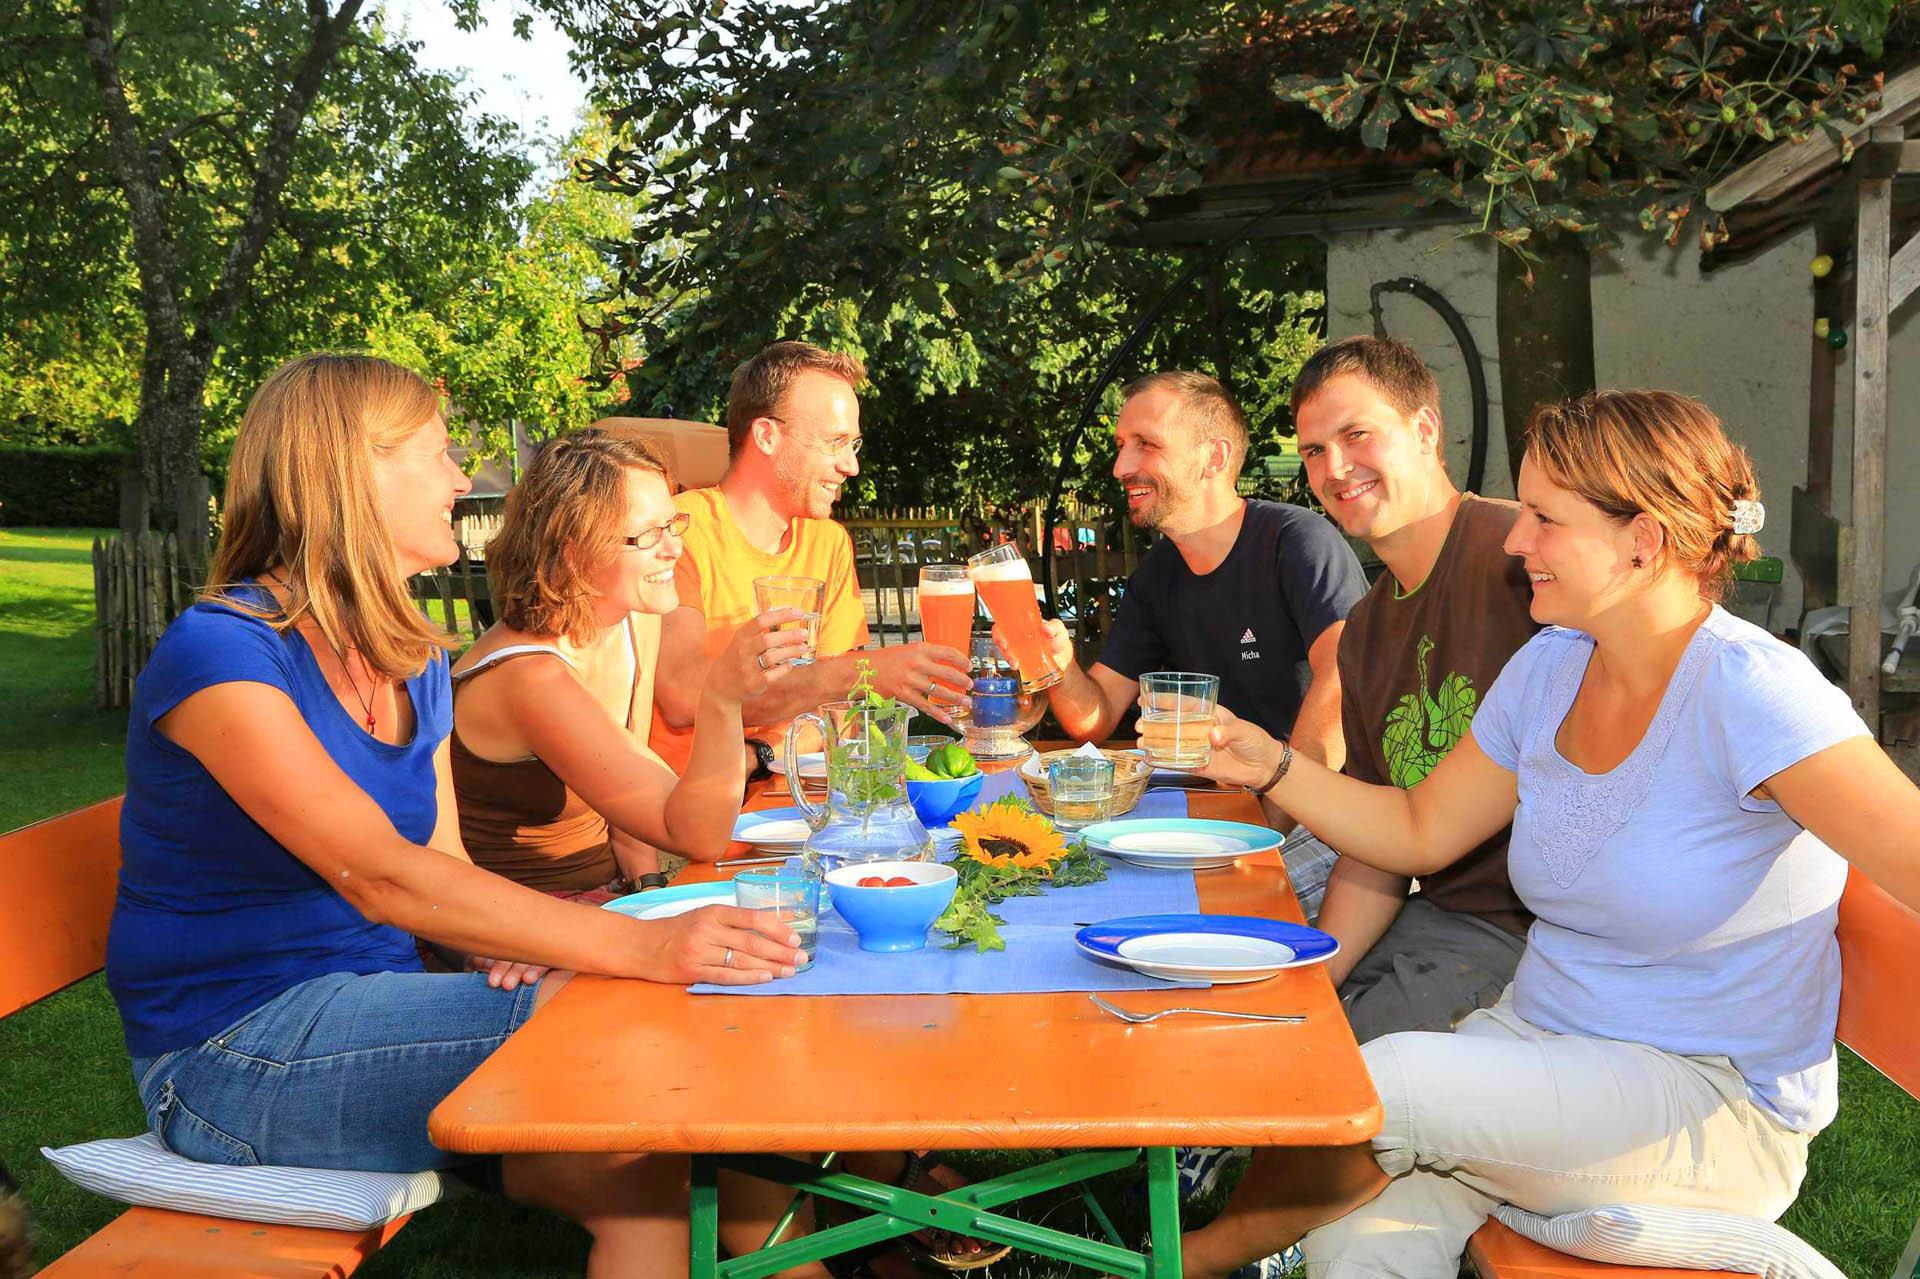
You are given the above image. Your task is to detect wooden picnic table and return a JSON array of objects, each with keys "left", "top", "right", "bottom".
[{"left": 429, "top": 759, "right": 1381, "bottom": 1279}]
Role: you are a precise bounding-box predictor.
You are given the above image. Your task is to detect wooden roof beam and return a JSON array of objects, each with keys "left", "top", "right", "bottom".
[{"left": 1707, "top": 64, "right": 1920, "bottom": 213}]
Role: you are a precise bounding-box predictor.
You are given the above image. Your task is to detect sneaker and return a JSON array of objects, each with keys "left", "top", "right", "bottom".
[
  {"left": 1173, "top": 1145, "right": 1253, "bottom": 1200},
  {"left": 1228, "top": 1245, "right": 1304, "bottom": 1279}
]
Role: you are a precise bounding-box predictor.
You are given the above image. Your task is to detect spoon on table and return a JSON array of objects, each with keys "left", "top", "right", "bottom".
[{"left": 1088, "top": 995, "right": 1304, "bottom": 1025}]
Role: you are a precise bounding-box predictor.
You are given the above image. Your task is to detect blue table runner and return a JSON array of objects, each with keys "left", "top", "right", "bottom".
[{"left": 692, "top": 770, "right": 1203, "bottom": 996}]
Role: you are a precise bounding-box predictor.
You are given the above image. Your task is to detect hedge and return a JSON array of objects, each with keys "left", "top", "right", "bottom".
[{"left": 0, "top": 445, "right": 135, "bottom": 527}]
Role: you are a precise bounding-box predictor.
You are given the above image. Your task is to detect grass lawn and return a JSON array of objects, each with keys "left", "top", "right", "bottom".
[{"left": 1, "top": 527, "right": 1916, "bottom": 1276}]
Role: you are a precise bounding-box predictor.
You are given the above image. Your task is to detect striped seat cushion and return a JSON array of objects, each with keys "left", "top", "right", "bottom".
[
  {"left": 43, "top": 1133, "right": 446, "bottom": 1231},
  {"left": 1491, "top": 1203, "right": 1844, "bottom": 1279}
]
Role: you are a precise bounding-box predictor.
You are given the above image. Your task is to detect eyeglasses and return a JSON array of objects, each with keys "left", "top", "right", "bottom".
[
  {"left": 767, "top": 416, "right": 863, "bottom": 459},
  {"left": 618, "top": 512, "right": 691, "bottom": 551}
]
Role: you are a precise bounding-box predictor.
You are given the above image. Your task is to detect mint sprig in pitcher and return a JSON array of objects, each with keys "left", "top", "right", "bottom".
[{"left": 785, "top": 690, "right": 933, "bottom": 885}]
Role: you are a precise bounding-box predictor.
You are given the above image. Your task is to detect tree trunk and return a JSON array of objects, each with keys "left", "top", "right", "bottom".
[
  {"left": 131, "top": 336, "right": 211, "bottom": 544},
  {"left": 1495, "top": 230, "right": 1596, "bottom": 483}
]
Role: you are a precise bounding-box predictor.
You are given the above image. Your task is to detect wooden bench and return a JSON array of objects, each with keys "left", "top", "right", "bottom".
[
  {"left": 1, "top": 796, "right": 411, "bottom": 1278},
  {"left": 1468, "top": 868, "right": 1920, "bottom": 1279}
]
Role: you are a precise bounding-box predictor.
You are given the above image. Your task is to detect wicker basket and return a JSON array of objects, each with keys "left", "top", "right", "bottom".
[{"left": 1018, "top": 748, "right": 1153, "bottom": 819}]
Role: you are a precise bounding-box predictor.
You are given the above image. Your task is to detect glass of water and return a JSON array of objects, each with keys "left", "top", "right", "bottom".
[
  {"left": 1138, "top": 671, "right": 1221, "bottom": 771},
  {"left": 733, "top": 867, "right": 820, "bottom": 970},
  {"left": 753, "top": 575, "right": 825, "bottom": 664},
  {"left": 1048, "top": 756, "right": 1115, "bottom": 832}
]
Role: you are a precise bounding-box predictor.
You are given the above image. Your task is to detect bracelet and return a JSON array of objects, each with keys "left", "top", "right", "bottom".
[{"left": 1256, "top": 739, "right": 1294, "bottom": 796}]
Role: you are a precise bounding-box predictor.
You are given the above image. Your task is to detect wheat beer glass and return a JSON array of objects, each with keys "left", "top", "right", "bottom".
[
  {"left": 966, "top": 544, "right": 1062, "bottom": 693},
  {"left": 917, "top": 564, "right": 976, "bottom": 721}
]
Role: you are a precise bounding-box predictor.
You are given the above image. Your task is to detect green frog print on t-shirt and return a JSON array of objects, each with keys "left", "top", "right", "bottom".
[{"left": 1382, "top": 634, "right": 1479, "bottom": 788}]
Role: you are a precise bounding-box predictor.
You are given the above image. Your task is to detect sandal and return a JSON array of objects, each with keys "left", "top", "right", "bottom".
[{"left": 898, "top": 1155, "right": 1013, "bottom": 1272}]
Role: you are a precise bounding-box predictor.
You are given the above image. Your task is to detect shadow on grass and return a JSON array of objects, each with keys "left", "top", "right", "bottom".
[{"left": 0, "top": 541, "right": 101, "bottom": 565}]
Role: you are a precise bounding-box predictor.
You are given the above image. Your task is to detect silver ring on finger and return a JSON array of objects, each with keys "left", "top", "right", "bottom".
[
  {"left": 756, "top": 653, "right": 769, "bottom": 670},
  {"left": 723, "top": 947, "right": 734, "bottom": 968}
]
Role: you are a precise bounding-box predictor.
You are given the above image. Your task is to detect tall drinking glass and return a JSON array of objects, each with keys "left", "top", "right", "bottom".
[
  {"left": 1138, "top": 671, "right": 1221, "bottom": 770},
  {"left": 754, "top": 575, "right": 824, "bottom": 664},
  {"left": 966, "top": 544, "right": 1062, "bottom": 693},
  {"left": 917, "top": 564, "right": 976, "bottom": 722}
]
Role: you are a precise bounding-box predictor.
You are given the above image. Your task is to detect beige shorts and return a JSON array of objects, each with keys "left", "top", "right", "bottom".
[{"left": 1301, "top": 988, "right": 1813, "bottom": 1278}]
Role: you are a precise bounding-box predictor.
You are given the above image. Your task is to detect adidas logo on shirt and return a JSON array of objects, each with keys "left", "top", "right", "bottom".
[{"left": 1240, "top": 628, "right": 1257, "bottom": 643}]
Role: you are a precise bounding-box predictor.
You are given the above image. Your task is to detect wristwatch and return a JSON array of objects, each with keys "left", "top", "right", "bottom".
[{"left": 746, "top": 737, "right": 776, "bottom": 783}]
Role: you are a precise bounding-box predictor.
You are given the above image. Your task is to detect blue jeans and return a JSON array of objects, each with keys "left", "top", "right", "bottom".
[{"left": 131, "top": 969, "right": 539, "bottom": 1172}]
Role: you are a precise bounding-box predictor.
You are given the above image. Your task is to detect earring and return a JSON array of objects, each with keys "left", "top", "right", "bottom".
[{"left": 1632, "top": 555, "right": 1644, "bottom": 569}]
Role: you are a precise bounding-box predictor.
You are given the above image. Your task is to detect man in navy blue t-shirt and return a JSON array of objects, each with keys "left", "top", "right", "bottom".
[{"left": 1015, "top": 371, "right": 1367, "bottom": 835}]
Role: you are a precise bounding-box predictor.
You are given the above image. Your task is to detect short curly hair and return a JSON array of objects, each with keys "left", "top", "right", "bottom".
[{"left": 487, "top": 430, "right": 671, "bottom": 642}]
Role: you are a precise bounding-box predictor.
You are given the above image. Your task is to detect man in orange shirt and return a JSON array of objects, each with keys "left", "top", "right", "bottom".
[{"left": 650, "top": 341, "right": 972, "bottom": 779}]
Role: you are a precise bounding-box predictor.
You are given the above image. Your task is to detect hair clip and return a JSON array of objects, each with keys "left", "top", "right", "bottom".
[{"left": 1731, "top": 499, "right": 1765, "bottom": 536}]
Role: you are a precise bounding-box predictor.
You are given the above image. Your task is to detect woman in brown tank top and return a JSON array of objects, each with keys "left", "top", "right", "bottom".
[{"left": 450, "top": 431, "right": 807, "bottom": 894}]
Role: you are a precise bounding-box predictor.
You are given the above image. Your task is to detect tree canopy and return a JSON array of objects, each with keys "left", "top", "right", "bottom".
[
  {"left": 542, "top": 0, "right": 1904, "bottom": 502},
  {"left": 0, "top": 1, "right": 563, "bottom": 533}
]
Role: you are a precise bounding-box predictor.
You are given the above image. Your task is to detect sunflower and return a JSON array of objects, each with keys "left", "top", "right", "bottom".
[{"left": 953, "top": 798, "right": 1068, "bottom": 869}]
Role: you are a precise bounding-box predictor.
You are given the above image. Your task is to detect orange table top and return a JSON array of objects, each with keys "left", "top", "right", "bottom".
[{"left": 429, "top": 772, "right": 1381, "bottom": 1156}]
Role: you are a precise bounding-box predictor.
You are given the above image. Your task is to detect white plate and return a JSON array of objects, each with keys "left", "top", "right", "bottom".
[
  {"left": 1115, "top": 932, "right": 1294, "bottom": 982},
  {"left": 1103, "top": 831, "right": 1247, "bottom": 870},
  {"left": 734, "top": 818, "right": 811, "bottom": 848},
  {"left": 792, "top": 752, "right": 829, "bottom": 780}
]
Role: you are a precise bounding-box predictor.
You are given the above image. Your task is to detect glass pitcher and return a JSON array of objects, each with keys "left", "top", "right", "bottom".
[{"left": 786, "top": 700, "right": 933, "bottom": 883}]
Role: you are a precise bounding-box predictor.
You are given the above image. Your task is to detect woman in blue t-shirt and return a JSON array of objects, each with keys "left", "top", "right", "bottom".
[
  {"left": 109, "top": 353, "right": 815, "bottom": 1276},
  {"left": 1158, "top": 389, "right": 1920, "bottom": 1278}
]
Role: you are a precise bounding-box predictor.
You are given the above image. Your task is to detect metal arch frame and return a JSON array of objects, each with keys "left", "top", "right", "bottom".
[{"left": 1366, "top": 275, "right": 1490, "bottom": 498}]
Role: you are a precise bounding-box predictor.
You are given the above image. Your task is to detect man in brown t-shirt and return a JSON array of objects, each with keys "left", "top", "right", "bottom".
[
  {"left": 1169, "top": 339, "right": 1543, "bottom": 1259},
  {"left": 1293, "top": 336, "right": 1538, "bottom": 1044}
]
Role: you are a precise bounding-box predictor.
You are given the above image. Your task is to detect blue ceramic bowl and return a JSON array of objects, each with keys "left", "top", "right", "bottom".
[
  {"left": 825, "top": 860, "right": 959, "bottom": 952},
  {"left": 906, "top": 772, "right": 986, "bottom": 827}
]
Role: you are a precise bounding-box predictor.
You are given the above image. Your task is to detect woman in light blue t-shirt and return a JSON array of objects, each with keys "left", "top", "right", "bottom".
[{"left": 1165, "top": 390, "right": 1920, "bottom": 1279}]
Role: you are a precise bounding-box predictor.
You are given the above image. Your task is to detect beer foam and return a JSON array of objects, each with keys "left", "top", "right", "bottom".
[
  {"left": 919, "top": 578, "right": 975, "bottom": 596},
  {"left": 968, "top": 558, "right": 1034, "bottom": 583}
]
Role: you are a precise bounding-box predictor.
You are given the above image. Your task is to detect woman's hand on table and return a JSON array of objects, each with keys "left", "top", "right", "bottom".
[
  {"left": 635, "top": 904, "right": 805, "bottom": 985},
  {"left": 708, "top": 608, "right": 811, "bottom": 707},
  {"left": 466, "top": 955, "right": 551, "bottom": 991},
  {"left": 1137, "top": 704, "right": 1286, "bottom": 792}
]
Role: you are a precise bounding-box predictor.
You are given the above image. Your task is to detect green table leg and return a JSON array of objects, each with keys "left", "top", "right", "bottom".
[
  {"left": 704, "top": 1149, "right": 1165, "bottom": 1279},
  {"left": 692, "top": 1153, "right": 721, "bottom": 1279},
  {"left": 1144, "top": 1147, "right": 1183, "bottom": 1279}
]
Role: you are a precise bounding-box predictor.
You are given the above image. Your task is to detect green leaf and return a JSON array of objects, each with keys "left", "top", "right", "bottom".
[{"left": 1360, "top": 90, "right": 1402, "bottom": 150}]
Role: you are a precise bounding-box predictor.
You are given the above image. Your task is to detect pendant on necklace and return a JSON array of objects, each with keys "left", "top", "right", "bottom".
[{"left": 366, "top": 712, "right": 376, "bottom": 732}]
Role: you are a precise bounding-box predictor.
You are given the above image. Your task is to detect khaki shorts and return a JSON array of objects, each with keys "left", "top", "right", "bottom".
[{"left": 1301, "top": 989, "right": 1812, "bottom": 1278}]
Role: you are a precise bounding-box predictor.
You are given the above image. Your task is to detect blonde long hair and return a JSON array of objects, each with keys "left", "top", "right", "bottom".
[{"left": 205, "top": 353, "right": 455, "bottom": 679}]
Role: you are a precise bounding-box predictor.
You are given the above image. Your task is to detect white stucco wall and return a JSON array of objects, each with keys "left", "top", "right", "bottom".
[
  {"left": 1325, "top": 227, "right": 1512, "bottom": 499},
  {"left": 1326, "top": 221, "right": 1920, "bottom": 626}
]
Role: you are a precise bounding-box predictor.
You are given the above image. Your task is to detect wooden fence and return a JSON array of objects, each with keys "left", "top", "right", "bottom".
[
  {"left": 94, "top": 532, "right": 211, "bottom": 709},
  {"left": 91, "top": 506, "right": 1142, "bottom": 703},
  {"left": 410, "top": 503, "right": 1145, "bottom": 667}
]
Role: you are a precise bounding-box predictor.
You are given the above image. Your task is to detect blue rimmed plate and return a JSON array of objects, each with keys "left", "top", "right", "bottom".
[
  {"left": 733, "top": 806, "right": 813, "bottom": 851},
  {"left": 1078, "top": 817, "right": 1284, "bottom": 870},
  {"left": 1076, "top": 914, "right": 1338, "bottom": 983},
  {"left": 603, "top": 881, "right": 736, "bottom": 921}
]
